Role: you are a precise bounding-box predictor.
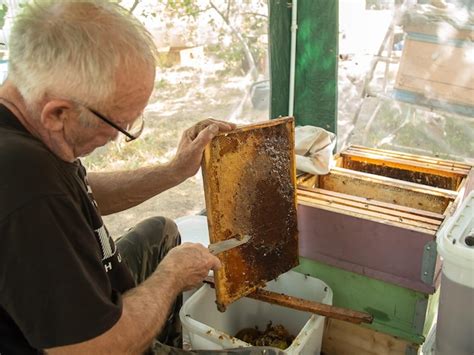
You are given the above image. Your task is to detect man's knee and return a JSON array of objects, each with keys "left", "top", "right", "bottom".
[
  {"left": 117, "top": 216, "right": 181, "bottom": 284},
  {"left": 118, "top": 216, "right": 180, "bottom": 255},
  {"left": 159, "top": 216, "right": 180, "bottom": 245},
  {"left": 132, "top": 216, "right": 180, "bottom": 248}
]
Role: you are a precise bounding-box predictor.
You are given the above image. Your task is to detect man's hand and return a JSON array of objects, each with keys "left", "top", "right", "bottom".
[
  {"left": 88, "top": 118, "right": 236, "bottom": 215},
  {"left": 158, "top": 242, "right": 221, "bottom": 291},
  {"left": 170, "top": 118, "right": 236, "bottom": 180},
  {"left": 45, "top": 242, "right": 221, "bottom": 355}
]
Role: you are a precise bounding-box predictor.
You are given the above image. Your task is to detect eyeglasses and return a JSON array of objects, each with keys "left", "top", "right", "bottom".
[{"left": 87, "top": 107, "right": 145, "bottom": 142}]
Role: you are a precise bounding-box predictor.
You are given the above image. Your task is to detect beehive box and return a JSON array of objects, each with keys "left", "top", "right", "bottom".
[
  {"left": 295, "top": 258, "right": 439, "bottom": 344},
  {"left": 202, "top": 117, "right": 298, "bottom": 310},
  {"left": 297, "top": 145, "right": 473, "bottom": 294},
  {"left": 394, "top": 12, "right": 474, "bottom": 116}
]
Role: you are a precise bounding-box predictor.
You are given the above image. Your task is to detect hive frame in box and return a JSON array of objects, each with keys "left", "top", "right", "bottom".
[
  {"left": 201, "top": 117, "right": 299, "bottom": 310},
  {"left": 297, "top": 145, "right": 473, "bottom": 294},
  {"left": 394, "top": 8, "right": 474, "bottom": 117}
]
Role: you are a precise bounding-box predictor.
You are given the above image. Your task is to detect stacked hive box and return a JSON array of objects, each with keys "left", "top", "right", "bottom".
[
  {"left": 295, "top": 145, "right": 473, "bottom": 352},
  {"left": 393, "top": 8, "right": 474, "bottom": 117}
]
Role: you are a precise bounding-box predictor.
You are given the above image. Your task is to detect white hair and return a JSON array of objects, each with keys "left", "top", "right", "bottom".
[{"left": 8, "top": 0, "right": 157, "bottom": 107}]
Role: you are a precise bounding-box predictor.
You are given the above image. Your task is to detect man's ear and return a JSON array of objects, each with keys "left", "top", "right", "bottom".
[{"left": 40, "top": 100, "right": 76, "bottom": 132}]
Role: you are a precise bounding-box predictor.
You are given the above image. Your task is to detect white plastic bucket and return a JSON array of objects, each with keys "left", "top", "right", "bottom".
[
  {"left": 435, "top": 191, "right": 474, "bottom": 355},
  {"left": 175, "top": 215, "right": 210, "bottom": 303},
  {"left": 179, "top": 270, "right": 333, "bottom": 355},
  {"left": 175, "top": 215, "right": 210, "bottom": 247}
]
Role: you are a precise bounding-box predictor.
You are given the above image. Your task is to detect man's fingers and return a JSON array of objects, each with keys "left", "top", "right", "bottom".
[
  {"left": 209, "top": 123, "right": 219, "bottom": 135},
  {"left": 210, "top": 120, "right": 235, "bottom": 131},
  {"left": 188, "top": 119, "right": 235, "bottom": 140},
  {"left": 210, "top": 254, "right": 222, "bottom": 270},
  {"left": 192, "top": 123, "right": 219, "bottom": 148},
  {"left": 206, "top": 117, "right": 236, "bottom": 131}
]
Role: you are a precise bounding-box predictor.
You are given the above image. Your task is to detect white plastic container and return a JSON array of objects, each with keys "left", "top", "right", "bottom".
[
  {"left": 179, "top": 270, "right": 333, "bottom": 355},
  {"left": 175, "top": 215, "right": 210, "bottom": 303},
  {"left": 435, "top": 191, "right": 474, "bottom": 355},
  {"left": 175, "top": 215, "right": 210, "bottom": 247}
]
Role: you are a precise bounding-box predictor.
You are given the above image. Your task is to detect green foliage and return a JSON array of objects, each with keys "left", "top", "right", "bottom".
[
  {"left": 166, "top": 0, "right": 201, "bottom": 18},
  {"left": 0, "top": 4, "right": 8, "bottom": 30},
  {"left": 120, "top": 0, "right": 268, "bottom": 76},
  {"left": 154, "top": 78, "right": 170, "bottom": 90},
  {"left": 206, "top": 43, "right": 244, "bottom": 75}
]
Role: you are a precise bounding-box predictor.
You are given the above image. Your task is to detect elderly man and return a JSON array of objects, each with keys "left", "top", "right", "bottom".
[{"left": 0, "top": 1, "right": 236, "bottom": 354}]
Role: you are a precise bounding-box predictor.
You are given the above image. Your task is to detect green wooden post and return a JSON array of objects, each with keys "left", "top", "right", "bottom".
[
  {"left": 269, "top": 0, "right": 338, "bottom": 133},
  {"left": 269, "top": 0, "right": 291, "bottom": 121}
]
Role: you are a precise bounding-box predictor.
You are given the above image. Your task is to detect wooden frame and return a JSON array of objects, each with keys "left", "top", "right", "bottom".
[{"left": 201, "top": 117, "right": 299, "bottom": 310}]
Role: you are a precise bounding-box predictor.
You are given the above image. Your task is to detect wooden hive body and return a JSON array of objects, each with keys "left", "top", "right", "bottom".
[{"left": 297, "top": 145, "right": 473, "bottom": 294}]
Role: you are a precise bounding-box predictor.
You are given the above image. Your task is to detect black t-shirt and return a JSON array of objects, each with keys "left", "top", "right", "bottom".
[{"left": 0, "top": 105, "right": 135, "bottom": 353}]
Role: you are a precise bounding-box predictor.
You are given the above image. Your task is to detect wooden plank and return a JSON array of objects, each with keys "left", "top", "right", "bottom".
[
  {"left": 341, "top": 151, "right": 470, "bottom": 177},
  {"left": 330, "top": 167, "right": 458, "bottom": 198},
  {"left": 297, "top": 189, "right": 442, "bottom": 228},
  {"left": 296, "top": 173, "right": 318, "bottom": 187},
  {"left": 201, "top": 117, "right": 298, "bottom": 310},
  {"left": 395, "top": 38, "right": 474, "bottom": 107},
  {"left": 297, "top": 197, "right": 436, "bottom": 234},
  {"left": 461, "top": 167, "right": 474, "bottom": 200},
  {"left": 347, "top": 145, "right": 472, "bottom": 171},
  {"left": 342, "top": 148, "right": 470, "bottom": 176},
  {"left": 404, "top": 21, "right": 473, "bottom": 42},
  {"left": 248, "top": 288, "right": 373, "bottom": 325},
  {"left": 297, "top": 195, "right": 439, "bottom": 233},
  {"left": 439, "top": 167, "right": 474, "bottom": 231},
  {"left": 322, "top": 319, "right": 419, "bottom": 355},
  {"left": 340, "top": 157, "right": 463, "bottom": 191},
  {"left": 297, "top": 189, "right": 441, "bottom": 227},
  {"left": 298, "top": 184, "right": 445, "bottom": 221},
  {"left": 203, "top": 276, "right": 373, "bottom": 325},
  {"left": 319, "top": 168, "right": 456, "bottom": 214}
]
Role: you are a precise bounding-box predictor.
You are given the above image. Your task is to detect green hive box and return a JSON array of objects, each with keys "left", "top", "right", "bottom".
[{"left": 294, "top": 258, "right": 439, "bottom": 344}]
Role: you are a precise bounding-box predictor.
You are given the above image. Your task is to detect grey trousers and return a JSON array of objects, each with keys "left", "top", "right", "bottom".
[
  {"left": 116, "top": 216, "right": 183, "bottom": 350},
  {"left": 116, "top": 216, "right": 286, "bottom": 355}
]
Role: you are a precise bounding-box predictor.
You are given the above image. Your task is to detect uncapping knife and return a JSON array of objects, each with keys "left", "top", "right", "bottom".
[{"left": 208, "top": 235, "right": 252, "bottom": 255}]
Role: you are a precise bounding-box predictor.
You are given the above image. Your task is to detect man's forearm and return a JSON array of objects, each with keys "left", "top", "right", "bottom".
[
  {"left": 46, "top": 267, "right": 182, "bottom": 354},
  {"left": 88, "top": 162, "right": 187, "bottom": 215},
  {"left": 87, "top": 118, "right": 235, "bottom": 215},
  {"left": 111, "top": 267, "right": 182, "bottom": 352}
]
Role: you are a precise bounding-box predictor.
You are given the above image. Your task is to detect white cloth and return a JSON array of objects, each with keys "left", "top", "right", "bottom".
[{"left": 295, "top": 126, "right": 336, "bottom": 175}]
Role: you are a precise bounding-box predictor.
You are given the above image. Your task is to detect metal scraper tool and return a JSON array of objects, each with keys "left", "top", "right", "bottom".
[{"left": 208, "top": 235, "right": 252, "bottom": 255}]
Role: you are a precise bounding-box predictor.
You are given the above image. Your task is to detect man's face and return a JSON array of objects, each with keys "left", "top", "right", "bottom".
[{"left": 65, "top": 66, "right": 155, "bottom": 158}]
